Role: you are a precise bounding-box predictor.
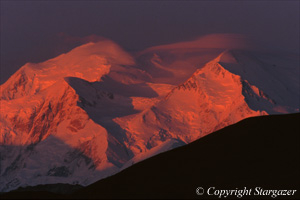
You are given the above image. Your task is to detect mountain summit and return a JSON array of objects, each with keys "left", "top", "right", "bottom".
[{"left": 0, "top": 37, "right": 299, "bottom": 192}]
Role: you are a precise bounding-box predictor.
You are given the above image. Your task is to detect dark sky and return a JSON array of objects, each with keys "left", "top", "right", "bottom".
[{"left": 0, "top": 0, "right": 299, "bottom": 83}]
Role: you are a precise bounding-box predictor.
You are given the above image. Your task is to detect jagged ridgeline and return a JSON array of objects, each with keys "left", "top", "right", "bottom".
[{"left": 1, "top": 35, "right": 299, "bottom": 192}]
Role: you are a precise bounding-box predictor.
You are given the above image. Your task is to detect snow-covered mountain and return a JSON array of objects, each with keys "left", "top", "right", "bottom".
[{"left": 0, "top": 35, "right": 299, "bottom": 192}]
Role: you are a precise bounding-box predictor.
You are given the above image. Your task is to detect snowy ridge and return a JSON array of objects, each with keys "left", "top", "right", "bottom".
[
  {"left": 0, "top": 41, "right": 134, "bottom": 100},
  {"left": 0, "top": 40, "right": 175, "bottom": 192},
  {"left": 117, "top": 52, "right": 266, "bottom": 147},
  {"left": 0, "top": 36, "right": 299, "bottom": 192}
]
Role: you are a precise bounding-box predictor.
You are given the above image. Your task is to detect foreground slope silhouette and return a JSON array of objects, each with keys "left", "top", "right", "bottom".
[{"left": 2, "top": 113, "right": 299, "bottom": 199}]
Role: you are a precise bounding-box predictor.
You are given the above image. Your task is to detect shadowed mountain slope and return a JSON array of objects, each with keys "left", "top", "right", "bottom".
[{"left": 2, "top": 113, "right": 299, "bottom": 199}]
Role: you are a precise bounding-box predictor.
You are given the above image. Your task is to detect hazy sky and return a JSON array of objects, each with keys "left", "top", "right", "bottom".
[{"left": 1, "top": 0, "right": 299, "bottom": 83}]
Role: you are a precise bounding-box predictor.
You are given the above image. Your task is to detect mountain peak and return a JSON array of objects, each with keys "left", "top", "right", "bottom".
[
  {"left": 1, "top": 38, "right": 298, "bottom": 193},
  {"left": 49, "top": 40, "right": 135, "bottom": 66},
  {"left": 0, "top": 40, "right": 135, "bottom": 100}
]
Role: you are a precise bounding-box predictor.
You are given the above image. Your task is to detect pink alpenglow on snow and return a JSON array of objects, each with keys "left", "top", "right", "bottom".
[{"left": 0, "top": 35, "right": 299, "bottom": 192}]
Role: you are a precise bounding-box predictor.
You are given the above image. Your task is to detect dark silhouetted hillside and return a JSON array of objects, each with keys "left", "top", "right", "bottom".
[{"left": 2, "top": 113, "right": 299, "bottom": 199}]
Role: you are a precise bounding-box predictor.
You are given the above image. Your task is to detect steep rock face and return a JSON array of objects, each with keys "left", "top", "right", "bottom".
[
  {"left": 0, "top": 79, "right": 118, "bottom": 192},
  {"left": 1, "top": 80, "right": 78, "bottom": 145},
  {"left": 218, "top": 50, "right": 299, "bottom": 114}
]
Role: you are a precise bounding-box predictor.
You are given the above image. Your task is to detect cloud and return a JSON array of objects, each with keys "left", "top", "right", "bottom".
[
  {"left": 143, "top": 33, "right": 256, "bottom": 52},
  {"left": 53, "top": 33, "right": 135, "bottom": 66},
  {"left": 52, "top": 33, "right": 112, "bottom": 56},
  {"left": 57, "top": 33, "right": 109, "bottom": 44}
]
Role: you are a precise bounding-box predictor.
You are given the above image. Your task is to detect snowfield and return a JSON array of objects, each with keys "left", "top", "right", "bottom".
[{"left": 0, "top": 35, "right": 299, "bottom": 192}]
